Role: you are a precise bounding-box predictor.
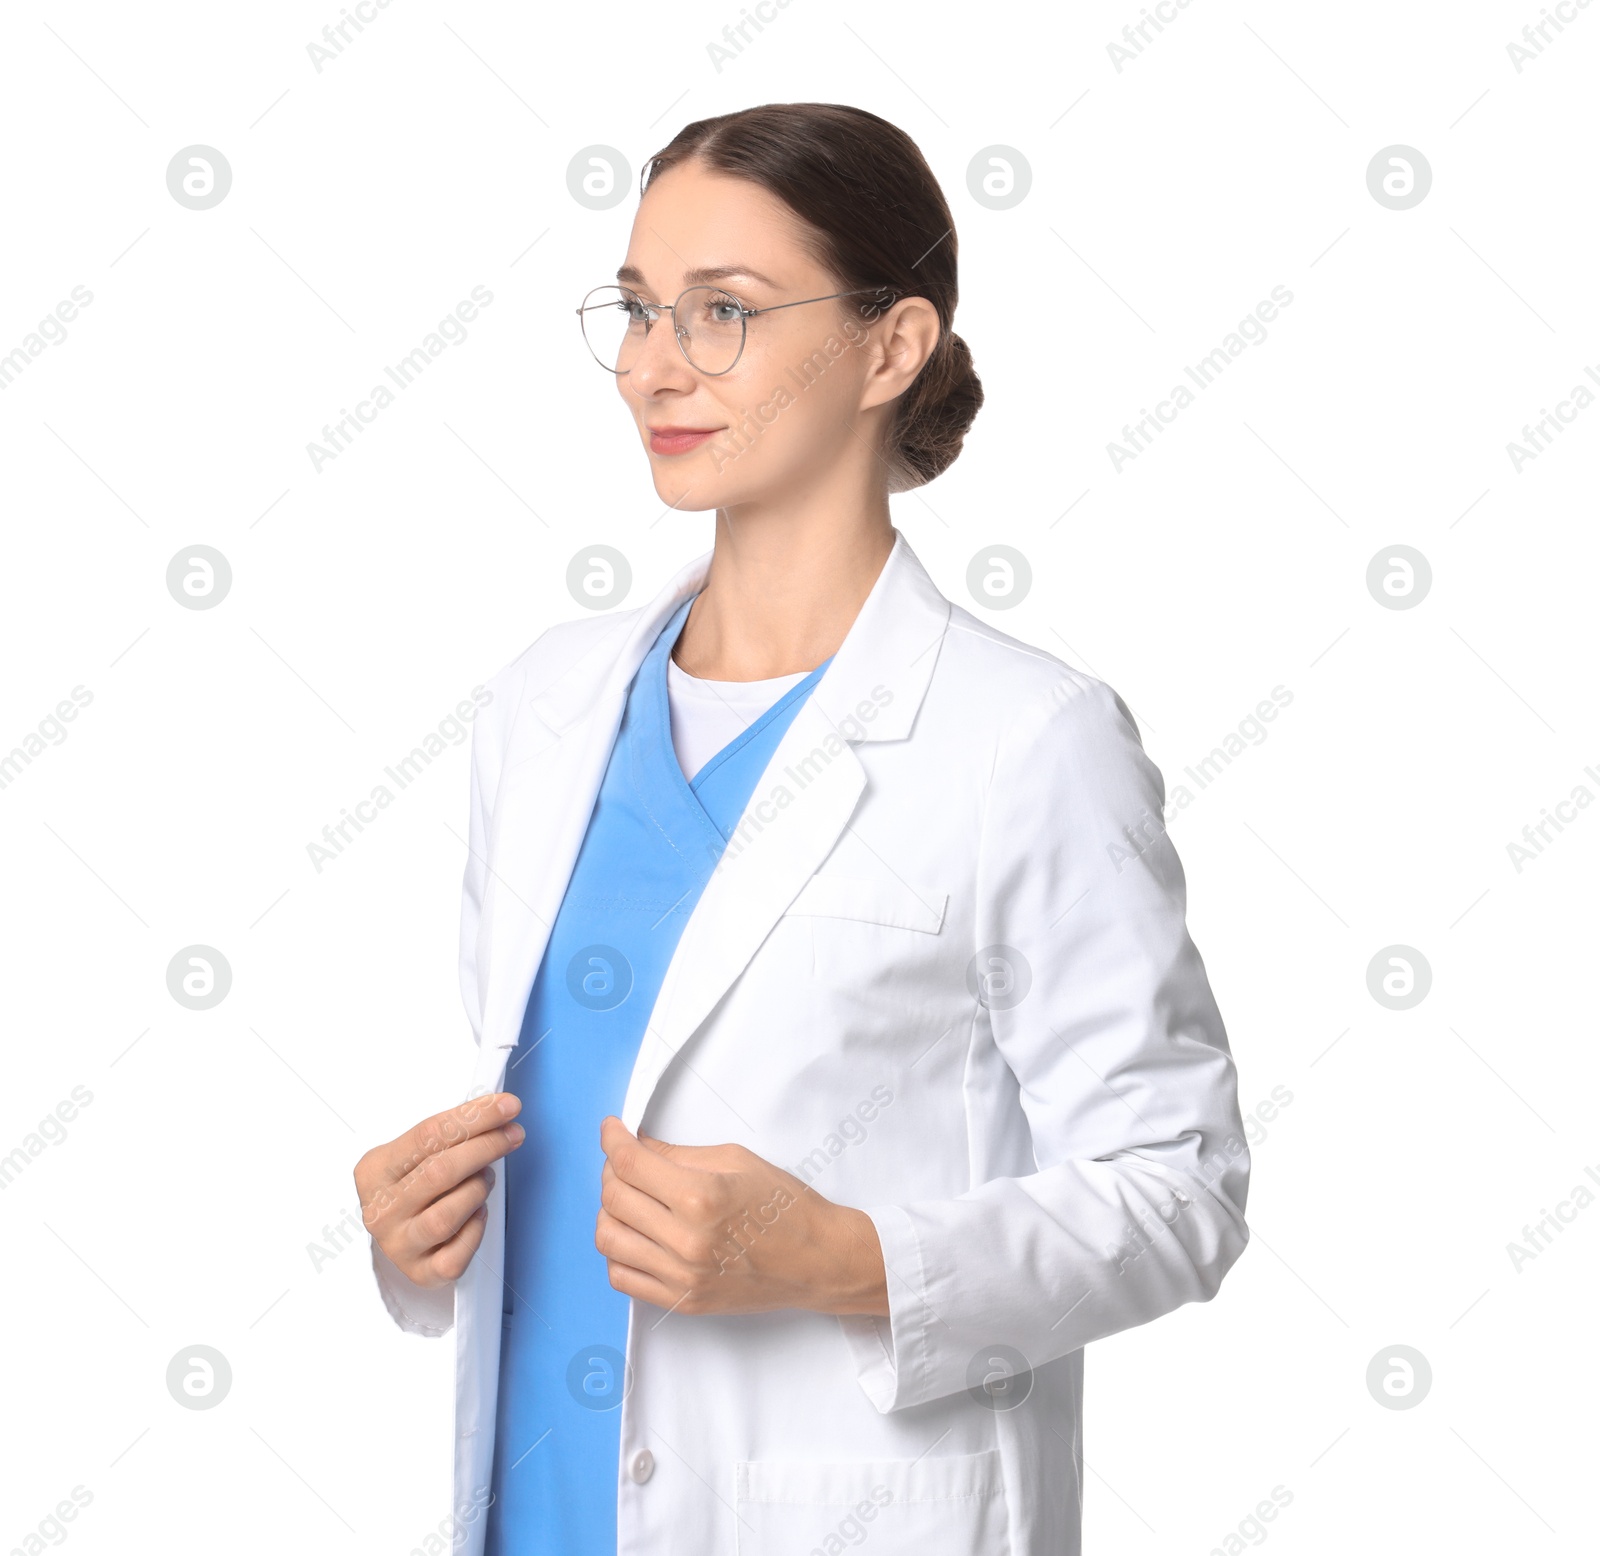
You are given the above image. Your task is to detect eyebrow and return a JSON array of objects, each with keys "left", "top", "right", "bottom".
[{"left": 615, "top": 262, "right": 781, "bottom": 294}]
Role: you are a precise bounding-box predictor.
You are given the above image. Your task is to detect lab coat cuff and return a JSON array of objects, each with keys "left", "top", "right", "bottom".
[
  {"left": 370, "top": 1236, "right": 456, "bottom": 1337},
  {"left": 837, "top": 1202, "right": 930, "bottom": 1413}
]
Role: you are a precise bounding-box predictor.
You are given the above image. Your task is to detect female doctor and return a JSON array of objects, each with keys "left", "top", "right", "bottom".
[{"left": 355, "top": 102, "right": 1250, "bottom": 1556}]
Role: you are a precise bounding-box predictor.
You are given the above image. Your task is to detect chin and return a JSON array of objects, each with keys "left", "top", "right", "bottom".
[
  {"left": 649, "top": 472, "right": 720, "bottom": 514},
  {"left": 649, "top": 448, "right": 748, "bottom": 512}
]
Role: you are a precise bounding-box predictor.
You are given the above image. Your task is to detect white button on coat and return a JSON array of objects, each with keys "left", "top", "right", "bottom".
[
  {"left": 629, "top": 1449, "right": 654, "bottom": 1485},
  {"left": 369, "top": 528, "right": 1252, "bottom": 1556}
]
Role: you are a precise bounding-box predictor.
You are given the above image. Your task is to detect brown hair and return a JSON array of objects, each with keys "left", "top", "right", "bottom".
[{"left": 641, "top": 102, "right": 983, "bottom": 493}]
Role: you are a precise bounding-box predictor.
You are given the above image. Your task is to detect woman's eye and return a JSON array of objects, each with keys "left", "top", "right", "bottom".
[{"left": 711, "top": 303, "right": 742, "bottom": 323}]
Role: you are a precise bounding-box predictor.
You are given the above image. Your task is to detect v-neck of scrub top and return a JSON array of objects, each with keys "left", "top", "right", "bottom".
[
  {"left": 636, "top": 600, "right": 830, "bottom": 849},
  {"left": 484, "top": 591, "right": 832, "bottom": 1556},
  {"left": 666, "top": 657, "right": 810, "bottom": 784}
]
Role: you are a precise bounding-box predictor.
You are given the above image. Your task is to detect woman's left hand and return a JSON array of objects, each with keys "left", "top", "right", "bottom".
[{"left": 595, "top": 1115, "right": 889, "bottom": 1318}]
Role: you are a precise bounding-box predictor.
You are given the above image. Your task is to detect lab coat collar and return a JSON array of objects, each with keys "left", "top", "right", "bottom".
[
  {"left": 522, "top": 526, "right": 948, "bottom": 745},
  {"left": 470, "top": 527, "right": 953, "bottom": 1111}
]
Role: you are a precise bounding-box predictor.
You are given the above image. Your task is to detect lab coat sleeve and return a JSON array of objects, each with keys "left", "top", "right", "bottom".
[
  {"left": 844, "top": 671, "right": 1251, "bottom": 1413},
  {"left": 368, "top": 678, "right": 503, "bottom": 1337},
  {"left": 370, "top": 1240, "right": 456, "bottom": 1337}
]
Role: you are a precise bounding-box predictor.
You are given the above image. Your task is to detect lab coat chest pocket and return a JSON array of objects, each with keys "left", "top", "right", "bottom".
[
  {"left": 734, "top": 1448, "right": 1010, "bottom": 1555},
  {"left": 772, "top": 870, "right": 959, "bottom": 1040},
  {"left": 782, "top": 872, "right": 949, "bottom": 934}
]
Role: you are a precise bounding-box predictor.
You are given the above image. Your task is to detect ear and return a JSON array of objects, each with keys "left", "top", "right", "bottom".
[{"left": 859, "top": 295, "right": 941, "bottom": 413}]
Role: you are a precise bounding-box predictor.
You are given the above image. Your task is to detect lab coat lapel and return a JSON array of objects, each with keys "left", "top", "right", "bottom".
[
  {"left": 618, "top": 695, "right": 867, "bottom": 1132},
  {"left": 470, "top": 550, "right": 713, "bottom": 1092},
  {"left": 618, "top": 529, "right": 952, "bottom": 1133}
]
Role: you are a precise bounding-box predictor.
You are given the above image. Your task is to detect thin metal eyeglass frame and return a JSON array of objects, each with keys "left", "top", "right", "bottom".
[{"left": 576, "top": 283, "right": 900, "bottom": 377}]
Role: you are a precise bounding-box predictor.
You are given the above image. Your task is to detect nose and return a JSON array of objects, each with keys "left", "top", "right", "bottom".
[{"left": 625, "top": 305, "right": 697, "bottom": 396}]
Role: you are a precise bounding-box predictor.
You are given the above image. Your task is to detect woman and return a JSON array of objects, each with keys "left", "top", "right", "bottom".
[{"left": 356, "top": 102, "right": 1250, "bottom": 1556}]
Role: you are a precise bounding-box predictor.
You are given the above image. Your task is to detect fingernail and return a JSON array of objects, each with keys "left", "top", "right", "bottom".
[
  {"left": 505, "top": 1123, "right": 525, "bottom": 1145},
  {"left": 498, "top": 1095, "right": 520, "bottom": 1119}
]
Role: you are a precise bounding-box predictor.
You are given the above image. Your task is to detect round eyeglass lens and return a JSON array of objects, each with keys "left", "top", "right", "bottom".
[
  {"left": 578, "top": 285, "right": 642, "bottom": 374},
  {"left": 578, "top": 285, "right": 746, "bottom": 375},
  {"left": 670, "top": 286, "right": 746, "bottom": 374}
]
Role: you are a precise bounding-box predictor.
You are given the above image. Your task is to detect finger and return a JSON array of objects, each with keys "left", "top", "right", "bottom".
[
  {"left": 391, "top": 1123, "right": 523, "bottom": 1222},
  {"left": 606, "top": 1258, "right": 691, "bottom": 1312},
  {"left": 363, "top": 1120, "right": 521, "bottom": 1235},
  {"left": 601, "top": 1156, "right": 668, "bottom": 1216},
  {"left": 599, "top": 1171, "right": 680, "bottom": 1251},
  {"left": 595, "top": 1208, "right": 681, "bottom": 1283},
  {"left": 381, "top": 1093, "right": 523, "bottom": 1187},
  {"left": 600, "top": 1115, "right": 700, "bottom": 1206},
  {"left": 425, "top": 1202, "right": 490, "bottom": 1284},
  {"left": 402, "top": 1167, "right": 496, "bottom": 1262}
]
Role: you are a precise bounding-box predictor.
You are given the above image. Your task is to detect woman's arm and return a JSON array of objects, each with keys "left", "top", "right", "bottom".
[
  {"left": 839, "top": 670, "right": 1251, "bottom": 1412},
  {"left": 593, "top": 670, "right": 1247, "bottom": 1371}
]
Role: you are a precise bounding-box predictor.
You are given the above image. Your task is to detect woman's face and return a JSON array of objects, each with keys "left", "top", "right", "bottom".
[{"left": 608, "top": 159, "right": 904, "bottom": 515}]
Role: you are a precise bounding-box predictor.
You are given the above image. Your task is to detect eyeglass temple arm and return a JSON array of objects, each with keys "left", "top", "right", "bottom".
[
  {"left": 742, "top": 288, "right": 900, "bottom": 317},
  {"left": 574, "top": 286, "right": 898, "bottom": 320}
]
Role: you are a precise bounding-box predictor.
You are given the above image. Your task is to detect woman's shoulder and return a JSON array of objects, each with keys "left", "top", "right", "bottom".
[
  {"left": 934, "top": 599, "right": 1140, "bottom": 752},
  {"left": 482, "top": 604, "right": 646, "bottom": 702}
]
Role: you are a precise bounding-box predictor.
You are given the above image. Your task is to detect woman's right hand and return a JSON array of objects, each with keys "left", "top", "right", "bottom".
[{"left": 354, "top": 1092, "right": 525, "bottom": 1287}]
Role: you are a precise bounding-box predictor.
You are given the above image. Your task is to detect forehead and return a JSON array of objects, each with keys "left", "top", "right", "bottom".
[{"left": 617, "top": 161, "right": 825, "bottom": 294}]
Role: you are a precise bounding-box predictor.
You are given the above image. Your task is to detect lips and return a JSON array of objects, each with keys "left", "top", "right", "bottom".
[{"left": 648, "top": 426, "right": 722, "bottom": 456}]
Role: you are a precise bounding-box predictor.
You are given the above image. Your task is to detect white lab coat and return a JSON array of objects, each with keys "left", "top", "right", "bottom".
[{"left": 370, "top": 527, "right": 1250, "bottom": 1556}]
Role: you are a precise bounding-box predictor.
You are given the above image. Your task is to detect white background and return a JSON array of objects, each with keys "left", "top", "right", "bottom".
[{"left": 1, "top": 2, "right": 1595, "bottom": 1552}]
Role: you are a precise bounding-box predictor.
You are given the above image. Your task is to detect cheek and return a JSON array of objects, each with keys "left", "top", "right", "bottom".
[
  {"left": 689, "top": 384, "right": 804, "bottom": 486},
  {"left": 730, "top": 369, "right": 854, "bottom": 470}
]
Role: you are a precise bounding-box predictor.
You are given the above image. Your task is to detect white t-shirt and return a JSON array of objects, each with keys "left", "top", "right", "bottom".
[{"left": 666, "top": 655, "right": 809, "bottom": 783}]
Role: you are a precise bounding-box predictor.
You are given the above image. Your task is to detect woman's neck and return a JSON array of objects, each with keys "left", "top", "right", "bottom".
[{"left": 670, "top": 509, "right": 895, "bottom": 682}]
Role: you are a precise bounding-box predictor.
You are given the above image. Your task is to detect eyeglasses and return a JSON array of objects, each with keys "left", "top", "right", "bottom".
[{"left": 577, "top": 283, "right": 899, "bottom": 377}]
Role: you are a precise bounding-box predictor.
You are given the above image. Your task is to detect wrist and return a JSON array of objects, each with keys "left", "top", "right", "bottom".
[{"left": 818, "top": 1205, "right": 890, "bottom": 1318}]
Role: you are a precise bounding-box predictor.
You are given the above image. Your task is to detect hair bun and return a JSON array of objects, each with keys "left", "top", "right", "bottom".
[{"left": 887, "top": 330, "right": 984, "bottom": 493}]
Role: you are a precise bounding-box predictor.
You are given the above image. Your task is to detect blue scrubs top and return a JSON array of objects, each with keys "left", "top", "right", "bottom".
[{"left": 484, "top": 592, "right": 832, "bottom": 1555}]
